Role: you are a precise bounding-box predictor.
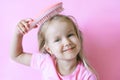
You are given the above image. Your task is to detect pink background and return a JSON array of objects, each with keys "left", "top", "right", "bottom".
[{"left": 1, "top": 0, "right": 120, "bottom": 80}]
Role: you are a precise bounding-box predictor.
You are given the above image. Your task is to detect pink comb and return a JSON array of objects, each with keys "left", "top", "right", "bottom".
[{"left": 30, "top": 2, "right": 63, "bottom": 29}]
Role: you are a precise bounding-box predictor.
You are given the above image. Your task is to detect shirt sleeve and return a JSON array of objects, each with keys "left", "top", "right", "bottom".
[
  {"left": 80, "top": 63, "right": 98, "bottom": 80},
  {"left": 30, "top": 53, "right": 48, "bottom": 70},
  {"left": 88, "top": 74, "right": 97, "bottom": 80}
]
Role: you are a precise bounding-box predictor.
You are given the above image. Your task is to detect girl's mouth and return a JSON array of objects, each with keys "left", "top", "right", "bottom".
[{"left": 63, "top": 47, "right": 75, "bottom": 52}]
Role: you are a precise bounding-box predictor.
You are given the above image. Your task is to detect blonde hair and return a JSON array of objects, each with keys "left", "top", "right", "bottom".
[{"left": 37, "top": 14, "right": 98, "bottom": 77}]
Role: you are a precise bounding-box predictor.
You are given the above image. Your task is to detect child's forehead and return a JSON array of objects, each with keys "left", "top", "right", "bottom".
[{"left": 46, "top": 21, "right": 75, "bottom": 35}]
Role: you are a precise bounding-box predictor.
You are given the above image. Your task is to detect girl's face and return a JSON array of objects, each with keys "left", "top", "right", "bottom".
[{"left": 45, "top": 20, "right": 81, "bottom": 60}]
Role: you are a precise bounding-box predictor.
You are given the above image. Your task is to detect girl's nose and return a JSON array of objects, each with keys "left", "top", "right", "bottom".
[{"left": 63, "top": 38, "right": 71, "bottom": 47}]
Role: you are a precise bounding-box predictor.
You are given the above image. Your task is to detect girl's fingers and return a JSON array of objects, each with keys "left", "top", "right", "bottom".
[
  {"left": 17, "top": 22, "right": 28, "bottom": 34},
  {"left": 23, "top": 18, "right": 35, "bottom": 30},
  {"left": 16, "top": 18, "right": 35, "bottom": 35},
  {"left": 24, "top": 18, "right": 34, "bottom": 24},
  {"left": 17, "top": 25, "right": 24, "bottom": 35},
  {"left": 20, "top": 20, "right": 29, "bottom": 31},
  {"left": 25, "top": 18, "right": 38, "bottom": 29}
]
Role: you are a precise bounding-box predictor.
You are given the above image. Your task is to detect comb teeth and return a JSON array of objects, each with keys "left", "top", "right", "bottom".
[
  {"left": 30, "top": 2, "right": 63, "bottom": 29},
  {"left": 37, "top": 6, "right": 63, "bottom": 26}
]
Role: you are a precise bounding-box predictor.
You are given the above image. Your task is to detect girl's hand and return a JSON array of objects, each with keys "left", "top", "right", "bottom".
[{"left": 16, "top": 18, "right": 37, "bottom": 35}]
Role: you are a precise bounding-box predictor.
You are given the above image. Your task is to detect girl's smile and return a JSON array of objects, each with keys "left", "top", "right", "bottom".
[{"left": 63, "top": 46, "right": 76, "bottom": 53}]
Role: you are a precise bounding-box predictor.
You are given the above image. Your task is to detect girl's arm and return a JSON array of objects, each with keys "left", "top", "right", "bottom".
[{"left": 10, "top": 19, "right": 37, "bottom": 66}]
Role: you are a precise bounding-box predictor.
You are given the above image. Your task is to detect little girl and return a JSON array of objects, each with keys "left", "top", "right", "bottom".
[{"left": 11, "top": 4, "right": 97, "bottom": 79}]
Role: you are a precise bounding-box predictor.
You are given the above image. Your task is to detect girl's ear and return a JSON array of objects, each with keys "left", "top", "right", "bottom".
[{"left": 44, "top": 45, "right": 52, "bottom": 54}]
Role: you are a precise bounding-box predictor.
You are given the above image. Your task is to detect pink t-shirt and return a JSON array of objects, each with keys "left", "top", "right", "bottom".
[{"left": 31, "top": 53, "right": 97, "bottom": 80}]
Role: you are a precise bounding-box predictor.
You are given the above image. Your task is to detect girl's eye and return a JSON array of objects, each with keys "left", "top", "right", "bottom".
[
  {"left": 54, "top": 38, "right": 60, "bottom": 42},
  {"left": 67, "top": 33, "right": 74, "bottom": 37}
]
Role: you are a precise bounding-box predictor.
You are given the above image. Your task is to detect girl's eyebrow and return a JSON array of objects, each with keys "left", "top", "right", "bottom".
[{"left": 67, "top": 29, "right": 74, "bottom": 33}]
